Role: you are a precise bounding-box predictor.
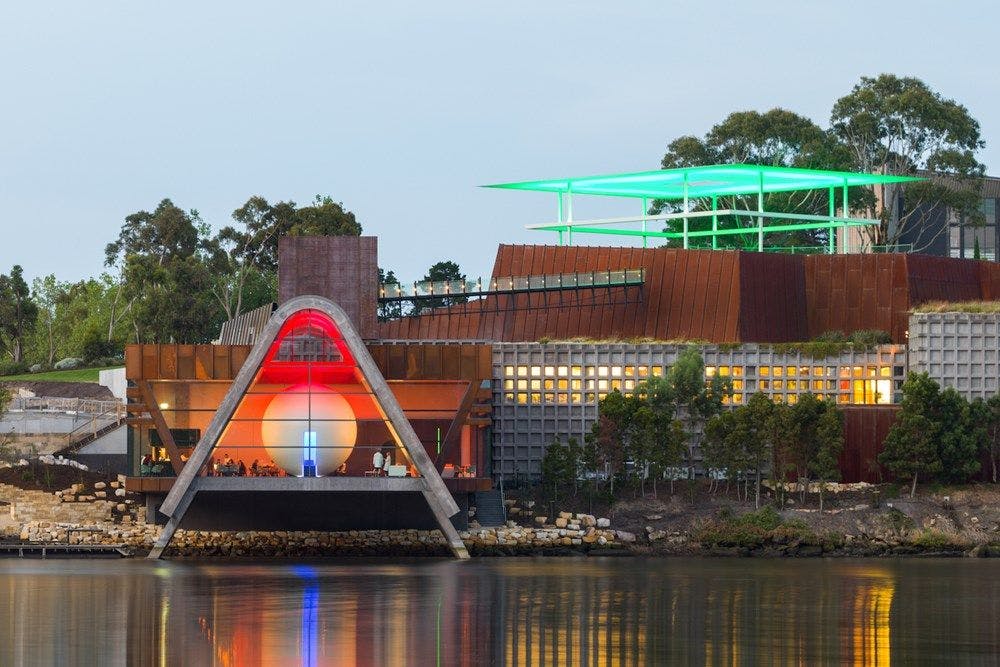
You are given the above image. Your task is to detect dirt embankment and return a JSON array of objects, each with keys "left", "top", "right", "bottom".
[
  {"left": 0, "top": 381, "right": 113, "bottom": 400},
  {"left": 508, "top": 482, "right": 1000, "bottom": 557}
]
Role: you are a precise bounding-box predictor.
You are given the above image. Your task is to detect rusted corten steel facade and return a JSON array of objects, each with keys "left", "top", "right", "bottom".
[
  {"left": 278, "top": 235, "right": 378, "bottom": 339},
  {"left": 379, "top": 244, "right": 1000, "bottom": 344},
  {"left": 839, "top": 406, "right": 898, "bottom": 483}
]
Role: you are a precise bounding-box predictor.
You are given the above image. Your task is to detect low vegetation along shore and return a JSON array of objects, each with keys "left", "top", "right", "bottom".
[{"left": 1, "top": 463, "right": 999, "bottom": 558}]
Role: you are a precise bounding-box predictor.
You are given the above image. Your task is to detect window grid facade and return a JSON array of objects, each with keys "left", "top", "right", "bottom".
[{"left": 491, "top": 342, "right": 906, "bottom": 479}]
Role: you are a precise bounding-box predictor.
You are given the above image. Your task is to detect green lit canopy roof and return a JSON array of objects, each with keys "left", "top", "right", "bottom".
[{"left": 484, "top": 164, "right": 923, "bottom": 200}]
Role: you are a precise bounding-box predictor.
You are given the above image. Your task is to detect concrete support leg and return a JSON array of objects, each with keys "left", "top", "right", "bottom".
[
  {"left": 147, "top": 486, "right": 197, "bottom": 560},
  {"left": 422, "top": 490, "right": 470, "bottom": 559}
]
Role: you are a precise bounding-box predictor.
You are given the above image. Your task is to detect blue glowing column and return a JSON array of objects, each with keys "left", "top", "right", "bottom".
[{"left": 303, "top": 431, "right": 317, "bottom": 477}]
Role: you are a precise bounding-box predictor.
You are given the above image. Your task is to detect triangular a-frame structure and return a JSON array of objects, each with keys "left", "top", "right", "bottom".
[{"left": 149, "top": 295, "right": 469, "bottom": 559}]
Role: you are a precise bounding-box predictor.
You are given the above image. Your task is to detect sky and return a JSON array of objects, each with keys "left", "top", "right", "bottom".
[{"left": 1, "top": 0, "right": 998, "bottom": 286}]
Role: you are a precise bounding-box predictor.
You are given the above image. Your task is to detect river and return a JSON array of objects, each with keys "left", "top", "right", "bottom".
[{"left": 1, "top": 557, "right": 998, "bottom": 665}]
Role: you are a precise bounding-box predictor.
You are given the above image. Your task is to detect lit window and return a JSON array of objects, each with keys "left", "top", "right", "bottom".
[
  {"left": 544, "top": 366, "right": 555, "bottom": 377},
  {"left": 837, "top": 394, "right": 850, "bottom": 404},
  {"left": 732, "top": 366, "right": 743, "bottom": 377},
  {"left": 598, "top": 366, "right": 609, "bottom": 378},
  {"left": 732, "top": 393, "right": 743, "bottom": 404},
  {"left": 571, "top": 393, "right": 582, "bottom": 404},
  {"left": 504, "top": 366, "right": 515, "bottom": 377},
  {"left": 625, "top": 366, "right": 635, "bottom": 377},
  {"left": 586, "top": 379, "right": 595, "bottom": 390},
  {"left": 571, "top": 379, "right": 582, "bottom": 390},
  {"left": 852, "top": 366, "right": 863, "bottom": 378},
  {"left": 557, "top": 379, "right": 568, "bottom": 390},
  {"left": 732, "top": 380, "right": 744, "bottom": 390},
  {"left": 544, "top": 393, "right": 555, "bottom": 403},
  {"left": 786, "top": 366, "right": 797, "bottom": 377},
  {"left": 867, "top": 366, "right": 877, "bottom": 378},
  {"left": 557, "top": 366, "right": 569, "bottom": 377},
  {"left": 773, "top": 380, "right": 784, "bottom": 390},
  {"left": 827, "top": 367, "right": 836, "bottom": 377},
  {"left": 585, "top": 392, "right": 596, "bottom": 403},
  {"left": 813, "top": 380, "right": 824, "bottom": 391},
  {"left": 517, "top": 380, "right": 528, "bottom": 390},
  {"left": 530, "top": 392, "right": 542, "bottom": 404},
  {"left": 840, "top": 367, "right": 850, "bottom": 378},
  {"left": 875, "top": 379, "right": 892, "bottom": 404},
  {"left": 557, "top": 393, "right": 568, "bottom": 405},
  {"left": 504, "top": 392, "right": 515, "bottom": 403},
  {"left": 879, "top": 366, "right": 891, "bottom": 377},
  {"left": 787, "top": 394, "right": 798, "bottom": 404},
  {"left": 517, "top": 366, "right": 528, "bottom": 377},
  {"left": 799, "top": 367, "right": 810, "bottom": 376},
  {"left": 611, "top": 379, "right": 622, "bottom": 391},
  {"left": 787, "top": 380, "right": 797, "bottom": 390},
  {"left": 773, "top": 367, "right": 783, "bottom": 377},
  {"left": 637, "top": 366, "right": 649, "bottom": 378},
  {"left": 586, "top": 366, "right": 596, "bottom": 377},
  {"left": 705, "top": 366, "right": 717, "bottom": 378},
  {"left": 543, "top": 379, "right": 555, "bottom": 390},
  {"left": 759, "top": 380, "right": 769, "bottom": 390},
  {"left": 817, "top": 393, "right": 825, "bottom": 400},
  {"left": 504, "top": 380, "right": 514, "bottom": 390},
  {"left": 530, "top": 380, "right": 541, "bottom": 390},
  {"left": 531, "top": 366, "right": 542, "bottom": 377},
  {"left": 719, "top": 366, "right": 730, "bottom": 376},
  {"left": 774, "top": 394, "right": 785, "bottom": 403},
  {"left": 651, "top": 366, "right": 663, "bottom": 376},
  {"left": 813, "top": 366, "right": 824, "bottom": 376},
  {"left": 611, "top": 367, "right": 622, "bottom": 378},
  {"left": 760, "top": 367, "right": 771, "bottom": 377},
  {"left": 597, "top": 380, "right": 609, "bottom": 391},
  {"left": 598, "top": 393, "right": 608, "bottom": 402},
  {"left": 517, "top": 393, "right": 528, "bottom": 405},
  {"left": 624, "top": 379, "right": 635, "bottom": 391},
  {"left": 571, "top": 365, "right": 583, "bottom": 377}
]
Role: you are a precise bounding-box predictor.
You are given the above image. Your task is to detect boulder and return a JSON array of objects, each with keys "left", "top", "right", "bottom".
[
  {"left": 597, "top": 518, "right": 611, "bottom": 528},
  {"left": 54, "top": 357, "right": 84, "bottom": 370},
  {"left": 94, "top": 482, "right": 107, "bottom": 490},
  {"left": 554, "top": 517, "right": 568, "bottom": 528}
]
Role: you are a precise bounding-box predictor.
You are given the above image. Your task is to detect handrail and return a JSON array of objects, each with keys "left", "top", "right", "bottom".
[
  {"left": 61, "top": 404, "right": 127, "bottom": 450},
  {"left": 380, "top": 268, "right": 645, "bottom": 300},
  {"left": 10, "top": 396, "right": 123, "bottom": 415}
]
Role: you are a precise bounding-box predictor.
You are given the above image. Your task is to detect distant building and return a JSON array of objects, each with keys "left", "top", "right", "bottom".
[{"left": 895, "top": 174, "right": 1000, "bottom": 261}]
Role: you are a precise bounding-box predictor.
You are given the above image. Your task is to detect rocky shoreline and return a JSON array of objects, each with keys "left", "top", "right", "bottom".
[{"left": 1, "top": 468, "right": 999, "bottom": 558}]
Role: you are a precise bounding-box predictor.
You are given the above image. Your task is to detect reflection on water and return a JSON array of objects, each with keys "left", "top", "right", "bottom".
[{"left": 1, "top": 557, "right": 999, "bottom": 665}]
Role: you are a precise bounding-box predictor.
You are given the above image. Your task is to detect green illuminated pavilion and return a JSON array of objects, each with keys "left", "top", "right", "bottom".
[{"left": 485, "top": 164, "right": 923, "bottom": 253}]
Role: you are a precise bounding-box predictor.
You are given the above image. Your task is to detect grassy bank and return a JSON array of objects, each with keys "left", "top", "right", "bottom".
[{"left": 0, "top": 366, "right": 119, "bottom": 383}]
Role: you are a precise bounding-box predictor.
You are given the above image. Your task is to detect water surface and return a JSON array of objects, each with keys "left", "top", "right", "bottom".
[{"left": 1, "top": 557, "right": 998, "bottom": 664}]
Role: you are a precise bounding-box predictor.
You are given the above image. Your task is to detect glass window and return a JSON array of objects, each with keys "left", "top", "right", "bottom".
[
  {"left": 571, "top": 365, "right": 583, "bottom": 377},
  {"left": 543, "top": 379, "right": 555, "bottom": 390},
  {"left": 598, "top": 366, "right": 609, "bottom": 378},
  {"left": 611, "top": 366, "right": 623, "bottom": 378},
  {"left": 544, "top": 366, "right": 555, "bottom": 377},
  {"left": 651, "top": 366, "right": 663, "bottom": 377},
  {"left": 517, "top": 366, "right": 528, "bottom": 377},
  {"left": 504, "top": 366, "right": 515, "bottom": 377},
  {"left": 732, "top": 366, "right": 743, "bottom": 377},
  {"left": 503, "top": 379, "right": 514, "bottom": 390},
  {"left": 530, "top": 379, "right": 541, "bottom": 390},
  {"left": 625, "top": 366, "right": 635, "bottom": 377},
  {"left": 773, "top": 367, "right": 783, "bottom": 377},
  {"left": 517, "top": 379, "right": 528, "bottom": 390},
  {"left": 557, "top": 366, "right": 568, "bottom": 377},
  {"left": 530, "top": 366, "right": 542, "bottom": 377},
  {"left": 637, "top": 366, "right": 649, "bottom": 378},
  {"left": 760, "top": 366, "right": 771, "bottom": 377},
  {"left": 557, "top": 379, "right": 568, "bottom": 390},
  {"left": 705, "top": 366, "right": 717, "bottom": 378}
]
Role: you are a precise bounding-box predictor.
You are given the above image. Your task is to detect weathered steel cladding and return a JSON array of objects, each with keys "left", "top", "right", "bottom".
[
  {"left": 839, "top": 406, "right": 898, "bottom": 483},
  {"left": 278, "top": 236, "right": 378, "bottom": 339},
  {"left": 377, "top": 245, "right": 999, "bottom": 343}
]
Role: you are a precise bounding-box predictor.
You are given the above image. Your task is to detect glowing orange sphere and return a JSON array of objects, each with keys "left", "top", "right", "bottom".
[{"left": 260, "top": 384, "right": 357, "bottom": 476}]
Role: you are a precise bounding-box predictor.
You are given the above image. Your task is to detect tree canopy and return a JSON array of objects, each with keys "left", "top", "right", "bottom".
[{"left": 654, "top": 74, "right": 985, "bottom": 253}]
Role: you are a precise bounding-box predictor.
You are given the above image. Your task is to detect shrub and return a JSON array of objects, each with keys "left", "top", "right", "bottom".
[
  {"left": 0, "top": 360, "right": 28, "bottom": 377},
  {"left": 911, "top": 529, "right": 965, "bottom": 550}
]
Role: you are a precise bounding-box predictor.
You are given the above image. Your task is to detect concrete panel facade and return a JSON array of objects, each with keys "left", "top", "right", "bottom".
[
  {"left": 908, "top": 312, "right": 1000, "bottom": 399},
  {"left": 492, "top": 342, "right": 906, "bottom": 480}
]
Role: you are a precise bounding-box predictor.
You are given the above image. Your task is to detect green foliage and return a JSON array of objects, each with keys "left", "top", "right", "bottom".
[
  {"left": 0, "top": 265, "right": 39, "bottom": 364},
  {"left": 377, "top": 267, "right": 405, "bottom": 321},
  {"left": 540, "top": 437, "right": 582, "bottom": 500},
  {"left": 879, "top": 372, "right": 984, "bottom": 495},
  {"left": 830, "top": 74, "right": 985, "bottom": 251},
  {"left": 411, "top": 260, "right": 469, "bottom": 313},
  {"left": 911, "top": 529, "right": 965, "bottom": 550},
  {"left": 654, "top": 108, "right": 850, "bottom": 250},
  {"left": 913, "top": 301, "right": 1000, "bottom": 314},
  {"left": 974, "top": 395, "right": 1000, "bottom": 483},
  {"left": 693, "top": 506, "right": 819, "bottom": 549}
]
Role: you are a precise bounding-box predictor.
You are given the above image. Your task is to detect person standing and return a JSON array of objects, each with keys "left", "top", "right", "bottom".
[{"left": 372, "top": 450, "right": 384, "bottom": 475}]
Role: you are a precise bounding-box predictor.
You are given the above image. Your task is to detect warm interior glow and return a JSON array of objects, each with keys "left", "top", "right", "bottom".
[{"left": 261, "top": 383, "right": 357, "bottom": 476}]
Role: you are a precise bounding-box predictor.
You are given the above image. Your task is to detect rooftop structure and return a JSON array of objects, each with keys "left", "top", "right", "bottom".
[{"left": 486, "top": 164, "right": 922, "bottom": 253}]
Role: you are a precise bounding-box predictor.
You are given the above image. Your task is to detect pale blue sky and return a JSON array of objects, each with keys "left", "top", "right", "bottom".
[{"left": 1, "top": 0, "right": 997, "bottom": 285}]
